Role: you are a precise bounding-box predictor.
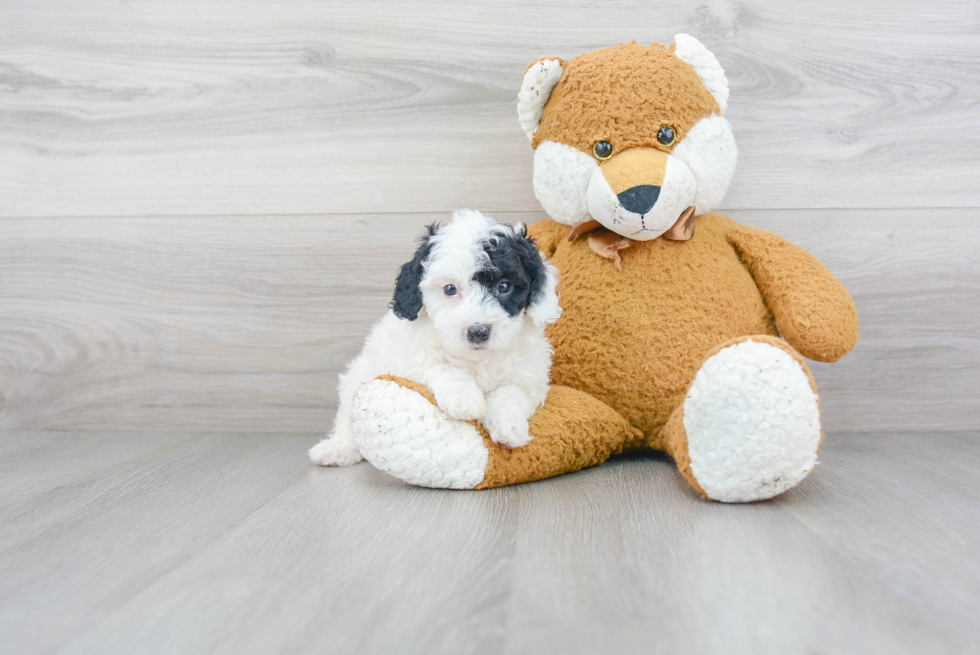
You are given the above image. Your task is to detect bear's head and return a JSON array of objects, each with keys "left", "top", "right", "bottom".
[{"left": 518, "top": 34, "right": 737, "bottom": 241}]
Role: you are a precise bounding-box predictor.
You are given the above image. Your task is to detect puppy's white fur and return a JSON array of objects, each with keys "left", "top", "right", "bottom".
[{"left": 309, "top": 210, "right": 561, "bottom": 467}]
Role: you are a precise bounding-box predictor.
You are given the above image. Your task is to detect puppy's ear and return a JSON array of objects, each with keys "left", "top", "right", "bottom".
[
  {"left": 514, "top": 234, "right": 562, "bottom": 327},
  {"left": 390, "top": 225, "right": 437, "bottom": 321}
]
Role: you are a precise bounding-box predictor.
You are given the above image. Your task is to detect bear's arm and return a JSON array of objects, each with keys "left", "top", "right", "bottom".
[
  {"left": 526, "top": 219, "right": 566, "bottom": 258},
  {"left": 727, "top": 224, "right": 859, "bottom": 363}
]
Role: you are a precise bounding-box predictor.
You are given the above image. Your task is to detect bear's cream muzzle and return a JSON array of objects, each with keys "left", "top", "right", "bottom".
[{"left": 587, "top": 147, "right": 697, "bottom": 241}]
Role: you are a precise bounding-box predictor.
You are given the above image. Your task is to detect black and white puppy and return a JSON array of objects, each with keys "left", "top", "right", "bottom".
[{"left": 309, "top": 209, "right": 562, "bottom": 467}]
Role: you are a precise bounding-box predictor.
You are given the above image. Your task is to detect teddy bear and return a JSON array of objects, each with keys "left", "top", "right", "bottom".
[{"left": 345, "top": 34, "right": 859, "bottom": 502}]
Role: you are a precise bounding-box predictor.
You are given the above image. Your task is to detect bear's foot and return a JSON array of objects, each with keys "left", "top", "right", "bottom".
[
  {"left": 677, "top": 336, "right": 823, "bottom": 502},
  {"left": 349, "top": 378, "right": 490, "bottom": 489},
  {"left": 350, "top": 375, "right": 643, "bottom": 490}
]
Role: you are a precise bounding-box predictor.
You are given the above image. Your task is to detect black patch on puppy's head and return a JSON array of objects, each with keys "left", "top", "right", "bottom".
[
  {"left": 474, "top": 224, "right": 548, "bottom": 317},
  {"left": 390, "top": 224, "right": 438, "bottom": 321}
]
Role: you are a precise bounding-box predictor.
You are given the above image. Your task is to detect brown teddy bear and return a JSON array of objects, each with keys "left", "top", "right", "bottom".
[{"left": 345, "top": 35, "right": 859, "bottom": 502}]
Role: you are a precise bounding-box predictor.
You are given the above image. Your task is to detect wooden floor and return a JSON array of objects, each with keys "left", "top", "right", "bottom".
[{"left": 1, "top": 431, "right": 978, "bottom": 654}]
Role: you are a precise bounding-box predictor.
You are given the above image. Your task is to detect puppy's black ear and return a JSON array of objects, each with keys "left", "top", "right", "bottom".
[
  {"left": 513, "top": 236, "right": 546, "bottom": 302},
  {"left": 514, "top": 231, "right": 562, "bottom": 327},
  {"left": 389, "top": 224, "right": 437, "bottom": 321}
]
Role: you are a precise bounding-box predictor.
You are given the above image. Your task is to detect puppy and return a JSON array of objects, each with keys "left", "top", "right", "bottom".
[{"left": 309, "top": 209, "right": 561, "bottom": 467}]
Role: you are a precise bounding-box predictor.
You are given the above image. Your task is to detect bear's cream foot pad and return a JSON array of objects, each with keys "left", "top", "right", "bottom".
[
  {"left": 349, "top": 378, "right": 489, "bottom": 489},
  {"left": 684, "top": 338, "right": 822, "bottom": 502}
]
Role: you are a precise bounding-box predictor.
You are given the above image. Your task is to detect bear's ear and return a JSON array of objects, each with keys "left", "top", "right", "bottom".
[
  {"left": 517, "top": 58, "right": 566, "bottom": 141},
  {"left": 672, "top": 34, "right": 729, "bottom": 114}
]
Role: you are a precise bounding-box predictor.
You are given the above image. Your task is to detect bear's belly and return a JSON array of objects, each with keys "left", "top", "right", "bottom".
[{"left": 546, "top": 214, "right": 777, "bottom": 439}]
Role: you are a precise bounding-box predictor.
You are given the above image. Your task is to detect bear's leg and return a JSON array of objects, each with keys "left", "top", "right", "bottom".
[
  {"left": 349, "top": 375, "right": 642, "bottom": 489},
  {"left": 658, "top": 335, "right": 823, "bottom": 502}
]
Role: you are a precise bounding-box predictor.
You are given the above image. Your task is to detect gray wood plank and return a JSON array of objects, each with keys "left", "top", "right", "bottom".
[
  {"left": 0, "top": 432, "right": 515, "bottom": 655},
  {"left": 0, "top": 431, "right": 976, "bottom": 654},
  {"left": 788, "top": 433, "right": 980, "bottom": 625},
  {"left": 1, "top": 1, "right": 978, "bottom": 217},
  {"left": 0, "top": 430, "right": 195, "bottom": 508},
  {"left": 0, "top": 432, "right": 312, "bottom": 653},
  {"left": 62, "top": 471, "right": 517, "bottom": 655},
  {"left": 0, "top": 209, "right": 976, "bottom": 433},
  {"left": 500, "top": 438, "right": 979, "bottom": 655}
]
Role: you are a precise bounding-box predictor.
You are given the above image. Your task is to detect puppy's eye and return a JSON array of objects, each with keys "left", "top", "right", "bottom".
[
  {"left": 593, "top": 140, "right": 613, "bottom": 160},
  {"left": 657, "top": 126, "right": 676, "bottom": 147},
  {"left": 496, "top": 280, "right": 512, "bottom": 294},
  {"left": 444, "top": 284, "right": 457, "bottom": 296}
]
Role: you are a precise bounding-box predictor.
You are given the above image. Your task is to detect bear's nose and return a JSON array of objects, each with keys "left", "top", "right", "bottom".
[
  {"left": 617, "top": 185, "right": 661, "bottom": 215},
  {"left": 467, "top": 324, "right": 491, "bottom": 344}
]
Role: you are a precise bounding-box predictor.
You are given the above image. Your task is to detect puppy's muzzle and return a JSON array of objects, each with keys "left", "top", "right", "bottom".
[{"left": 466, "top": 324, "right": 491, "bottom": 345}]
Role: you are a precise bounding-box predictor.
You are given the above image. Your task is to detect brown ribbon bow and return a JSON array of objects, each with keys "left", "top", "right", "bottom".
[{"left": 567, "top": 206, "right": 697, "bottom": 270}]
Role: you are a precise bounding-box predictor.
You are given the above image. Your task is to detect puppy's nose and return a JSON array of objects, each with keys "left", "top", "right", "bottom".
[
  {"left": 467, "top": 324, "right": 491, "bottom": 344},
  {"left": 617, "top": 185, "right": 661, "bottom": 215}
]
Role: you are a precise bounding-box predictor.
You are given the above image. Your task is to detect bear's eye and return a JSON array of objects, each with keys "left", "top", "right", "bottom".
[
  {"left": 444, "top": 284, "right": 457, "bottom": 296},
  {"left": 593, "top": 140, "right": 613, "bottom": 160},
  {"left": 657, "top": 126, "right": 676, "bottom": 147},
  {"left": 496, "top": 280, "right": 512, "bottom": 295}
]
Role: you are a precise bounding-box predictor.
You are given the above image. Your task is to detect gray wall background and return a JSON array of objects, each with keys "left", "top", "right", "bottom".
[{"left": 1, "top": 0, "right": 977, "bottom": 432}]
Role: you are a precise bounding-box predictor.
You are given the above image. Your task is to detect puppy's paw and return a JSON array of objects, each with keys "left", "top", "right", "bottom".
[
  {"left": 437, "top": 386, "right": 486, "bottom": 422},
  {"left": 484, "top": 411, "right": 533, "bottom": 449},
  {"left": 309, "top": 435, "right": 363, "bottom": 467}
]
